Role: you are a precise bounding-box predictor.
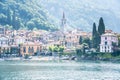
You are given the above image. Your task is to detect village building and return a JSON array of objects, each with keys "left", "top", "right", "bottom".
[
  {"left": 20, "top": 42, "right": 42, "bottom": 56},
  {"left": 0, "top": 36, "right": 10, "bottom": 54},
  {"left": 14, "top": 36, "right": 26, "bottom": 45},
  {"left": 100, "top": 31, "right": 118, "bottom": 53}
]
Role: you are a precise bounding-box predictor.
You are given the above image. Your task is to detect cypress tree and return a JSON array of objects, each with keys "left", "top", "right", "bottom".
[
  {"left": 79, "top": 36, "right": 82, "bottom": 45},
  {"left": 98, "top": 17, "right": 105, "bottom": 35},
  {"left": 98, "top": 17, "right": 105, "bottom": 48},
  {"left": 95, "top": 32, "right": 100, "bottom": 51},
  {"left": 92, "top": 23, "right": 97, "bottom": 37},
  {"left": 92, "top": 23, "right": 97, "bottom": 48}
]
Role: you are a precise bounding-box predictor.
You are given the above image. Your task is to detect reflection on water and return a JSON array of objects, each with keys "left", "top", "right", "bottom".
[{"left": 0, "top": 61, "right": 120, "bottom": 80}]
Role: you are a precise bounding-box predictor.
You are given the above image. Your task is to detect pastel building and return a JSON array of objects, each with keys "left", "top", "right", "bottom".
[
  {"left": 14, "top": 36, "right": 26, "bottom": 45},
  {"left": 20, "top": 42, "right": 42, "bottom": 56},
  {"left": 0, "top": 36, "right": 10, "bottom": 54},
  {"left": 100, "top": 32, "right": 118, "bottom": 53}
]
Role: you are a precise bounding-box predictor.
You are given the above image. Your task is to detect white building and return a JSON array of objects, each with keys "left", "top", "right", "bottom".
[
  {"left": 100, "top": 32, "right": 118, "bottom": 53},
  {"left": 14, "top": 36, "right": 26, "bottom": 45},
  {"left": 0, "top": 26, "right": 7, "bottom": 35},
  {"left": 0, "top": 36, "right": 9, "bottom": 47}
]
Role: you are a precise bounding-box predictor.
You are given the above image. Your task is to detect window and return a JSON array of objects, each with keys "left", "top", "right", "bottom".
[
  {"left": 105, "top": 46, "right": 107, "bottom": 50},
  {"left": 105, "top": 37, "right": 107, "bottom": 40},
  {"left": 31, "top": 47, "right": 34, "bottom": 53},
  {"left": 105, "top": 42, "right": 107, "bottom": 45},
  {"left": 23, "top": 47, "right": 26, "bottom": 53},
  {"left": 108, "top": 46, "right": 110, "bottom": 49},
  {"left": 28, "top": 47, "right": 31, "bottom": 53},
  {"left": 37, "top": 47, "right": 40, "bottom": 52},
  {"left": 1, "top": 41, "right": 3, "bottom": 44}
]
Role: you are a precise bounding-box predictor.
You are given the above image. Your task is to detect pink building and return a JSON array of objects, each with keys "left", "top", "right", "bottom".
[{"left": 100, "top": 32, "right": 118, "bottom": 53}]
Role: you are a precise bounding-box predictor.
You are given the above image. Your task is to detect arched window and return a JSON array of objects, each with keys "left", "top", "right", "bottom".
[
  {"left": 105, "top": 42, "right": 107, "bottom": 45},
  {"left": 105, "top": 46, "right": 106, "bottom": 49}
]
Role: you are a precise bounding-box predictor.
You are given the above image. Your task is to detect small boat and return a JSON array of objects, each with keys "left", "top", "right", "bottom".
[
  {"left": 71, "top": 56, "right": 77, "bottom": 60},
  {"left": 28, "top": 56, "right": 32, "bottom": 59},
  {"left": 61, "top": 56, "right": 69, "bottom": 60}
]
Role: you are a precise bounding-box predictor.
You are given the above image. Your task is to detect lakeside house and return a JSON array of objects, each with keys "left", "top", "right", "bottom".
[
  {"left": 20, "top": 41, "right": 42, "bottom": 56},
  {"left": 0, "top": 26, "right": 119, "bottom": 57},
  {"left": 100, "top": 30, "right": 118, "bottom": 53},
  {"left": 0, "top": 36, "right": 10, "bottom": 54},
  {"left": 14, "top": 36, "right": 26, "bottom": 45}
]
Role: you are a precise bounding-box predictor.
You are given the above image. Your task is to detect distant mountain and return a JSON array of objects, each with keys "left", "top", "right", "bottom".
[
  {"left": 39, "top": 0, "right": 120, "bottom": 32},
  {"left": 0, "top": 0, "right": 57, "bottom": 31},
  {"left": 0, "top": 0, "right": 120, "bottom": 32}
]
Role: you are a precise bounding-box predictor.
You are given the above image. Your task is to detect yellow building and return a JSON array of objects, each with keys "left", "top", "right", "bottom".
[{"left": 20, "top": 42, "right": 42, "bottom": 56}]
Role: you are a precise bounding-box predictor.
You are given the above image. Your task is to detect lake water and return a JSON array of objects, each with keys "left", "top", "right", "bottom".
[{"left": 0, "top": 60, "right": 120, "bottom": 80}]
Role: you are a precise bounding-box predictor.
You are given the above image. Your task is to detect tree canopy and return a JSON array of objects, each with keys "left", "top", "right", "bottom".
[{"left": 0, "top": 0, "right": 57, "bottom": 31}]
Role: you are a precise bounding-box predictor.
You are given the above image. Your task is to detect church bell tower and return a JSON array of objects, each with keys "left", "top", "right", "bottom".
[{"left": 61, "top": 12, "right": 66, "bottom": 33}]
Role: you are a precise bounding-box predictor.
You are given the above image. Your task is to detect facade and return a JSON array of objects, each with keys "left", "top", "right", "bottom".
[
  {"left": 100, "top": 32, "right": 118, "bottom": 53},
  {"left": 0, "top": 24, "right": 92, "bottom": 56},
  {"left": 64, "top": 31, "right": 79, "bottom": 49},
  {"left": 20, "top": 42, "right": 42, "bottom": 56},
  {"left": 0, "top": 36, "right": 9, "bottom": 47},
  {"left": 14, "top": 36, "right": 26, "bottom": 45},
  {"left": 0, "top": 36, "right": 10, "bottom": 54}
]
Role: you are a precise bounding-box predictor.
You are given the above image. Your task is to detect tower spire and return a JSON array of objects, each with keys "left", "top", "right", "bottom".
[
  {"left": 63, "top": 12, "right": 65, "bottom": 19},
  {"left": 61, "top": 12, "right": 66, "bottom": 33}
]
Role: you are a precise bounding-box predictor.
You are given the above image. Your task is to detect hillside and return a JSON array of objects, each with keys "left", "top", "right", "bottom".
[
  {"left": 0, "top": 0, "right": 56, "bottom": 31},
  {"left": 0, "top": 0, "right": 120, "bottom": 32},
  {"left": 40, "top": 0, "right": 120, "bottom": 32}
]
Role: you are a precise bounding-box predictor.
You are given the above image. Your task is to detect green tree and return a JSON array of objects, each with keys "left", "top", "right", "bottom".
[
  {"left": 26, "top": 21, "right": 35, "bottom": 30},
  {"left": 92, "top": 23, "right": 97, "bottom": 48},
  {"left": 53, "top": 46, "right": 59, "bottom": 52},
  {"left": 98, "top": 17, "right": 105, "bottom": 49},
  {"left": 76, "top": 48, "right": 83, "bottom": 57},
  {"left": 79, "top": 36, "right": 83, "bottom": 45},
  {"left": 95, "top": 32, "right": 100, "bottom": 51},
  {"left": 49, "top": 46, "right": 53, "bottom": 52},
  {"left": 82, "top": 43, "right": 89, "bottom": 54},
  {"left": 82, "top": 37, "right": 91, "bottom": 48},
  {"left": 0, "top": 14, "right": 7, "bottom": 25},
  {"left": 98, "top": 17, "right": 105, "bottom": 35},
  {"left": 92, "top": 23, "right": 97, "bottom": 37},
  {"left": 59, "top": 46, "right": 64, "bottom": 52},
  {"left": 0, "top": 1, "right": 57, "bottom": 31}
]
